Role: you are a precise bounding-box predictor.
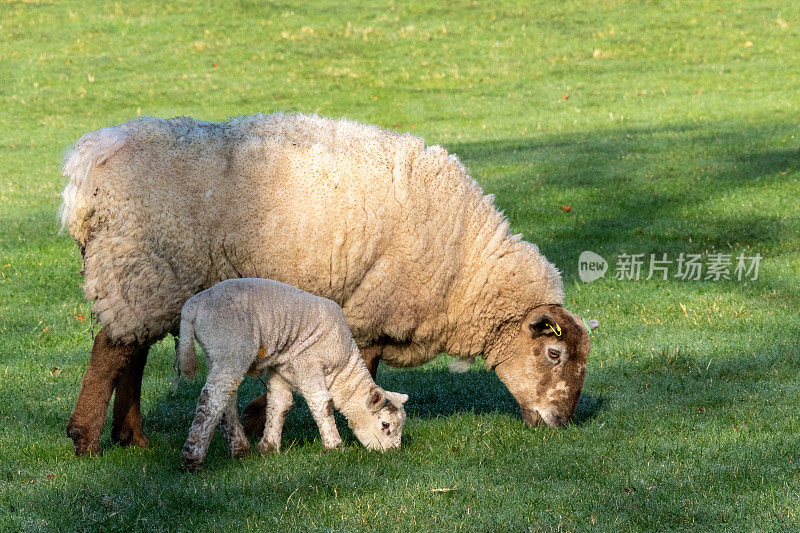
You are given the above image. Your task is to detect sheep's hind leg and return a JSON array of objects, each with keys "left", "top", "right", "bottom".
[
  {"left": 182, "top": 373, "right": 242, "bottom": 472},
  {"left": 67, "top": 327, "right": 146, "bottom": 456},
  {"left": 258, "top": 371, "right": 294, "bottom": 455},
  {"left": 111, "top": 343, "right": 150, "bottom": 447},
  {"left": 241, "top": 392, "right": 268, "bottom": 438},
  {"left": 219, "top": 390, "right": 251, "bottom": 458}
]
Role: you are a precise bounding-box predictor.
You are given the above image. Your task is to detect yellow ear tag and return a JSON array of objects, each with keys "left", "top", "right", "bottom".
[{"left": 546, "top": 322, "right": 562, "bottom": 337}]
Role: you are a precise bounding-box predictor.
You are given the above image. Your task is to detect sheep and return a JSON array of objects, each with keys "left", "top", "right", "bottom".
[
  {"left": 174, "top": 278, "right": 408, "bottom": 471},
  {"left": 60, "top": 112, "right": 592, "bottom": 456}
]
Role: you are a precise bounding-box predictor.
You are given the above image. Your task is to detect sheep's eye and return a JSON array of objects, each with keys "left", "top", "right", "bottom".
[
  {"left": 381, "top": 422, "right": 390, "bottom": 430},
  {"left": 547, "top": 347, "right": 562, "bottom": 360}
]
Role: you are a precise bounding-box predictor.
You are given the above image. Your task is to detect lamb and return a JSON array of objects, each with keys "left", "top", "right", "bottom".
[
  {"left": 60, "top": 112, "right": 592, "bottom": 456},
  {"left": 174, "top": 278, "right": 408, "bottom": 471}
]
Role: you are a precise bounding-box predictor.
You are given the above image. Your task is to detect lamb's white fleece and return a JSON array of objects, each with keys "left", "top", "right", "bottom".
[{"left": 175, "top": 278, "right": 407, "bottom": 468}]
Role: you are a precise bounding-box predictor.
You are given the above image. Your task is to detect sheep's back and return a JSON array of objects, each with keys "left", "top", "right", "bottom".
[{"left": 76, "top": 114, "right": 428, "bottom": 344}]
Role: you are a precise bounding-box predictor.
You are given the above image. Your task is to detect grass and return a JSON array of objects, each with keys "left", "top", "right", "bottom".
[{"left": 1, "top": 0, "right": 799, "bottom": 530}]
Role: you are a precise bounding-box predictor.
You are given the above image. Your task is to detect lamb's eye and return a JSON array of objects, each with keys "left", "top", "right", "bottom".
[
  {"left": 547, "top": 347, "right": 562, "bottom": 360},
  {"left": 381, "top": 422, "right": 390, "bottom": 430}
]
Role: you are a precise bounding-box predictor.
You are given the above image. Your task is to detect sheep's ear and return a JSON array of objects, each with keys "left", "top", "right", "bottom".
[
  {"left": 366, "top": 385, "right": 387, "bottom": 412},
  {"left": 528, "top": 309, "right": 559, "bottom": 338},
  {"left": 386, "top": 391, "right": 409, "bottom": 405}
]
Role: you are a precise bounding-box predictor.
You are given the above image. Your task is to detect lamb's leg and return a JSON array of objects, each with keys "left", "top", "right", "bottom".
[
  {"left": 67, "top": 327, "right": 148, "bottom": 456},
  {"left": 182, "top": 373, "right": 242, "bottom": 472},
  {"left": 243, "top": 344, "right": 384, "bottom": 437},
  {"left": 219, "top": 390, "right": 251, "bottom": 458},
  {"left": 360, "top": 345, "right": 383, "bottom": 380},
  {"left": 258, "top": 371, "right": 294, "bottom": 455},
  {"left": 292, "top": 366, "right": 342, "bottom": 450},
  {"left": 110, "top": 344, "right": 150, "bottom": 447}
]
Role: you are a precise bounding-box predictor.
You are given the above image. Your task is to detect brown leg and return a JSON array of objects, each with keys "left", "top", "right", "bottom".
[
  {"left": 361, "top": 345, "right": 383, "bottom": 380},
  {"left": 242, "top": 392, "right": 268, "bottom": 439},
  {"left": 111, "top": 343, "right": 151, "bottom": 447},
  {"left": 66, "top": 327, "right": 139, "bottom": 456}
]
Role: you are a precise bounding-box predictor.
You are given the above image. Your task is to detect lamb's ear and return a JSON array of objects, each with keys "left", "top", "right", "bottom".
[
  {"left": 366, "top": 385, "right": 387, "bottom": 412},
  {"left": 386, "top": 391, "right": 409, "bottom": 405}
]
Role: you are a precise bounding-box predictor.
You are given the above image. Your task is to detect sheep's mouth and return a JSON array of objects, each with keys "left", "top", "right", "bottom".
[{"left": 521, "top": 407, "right": 567, "bottom": 428}]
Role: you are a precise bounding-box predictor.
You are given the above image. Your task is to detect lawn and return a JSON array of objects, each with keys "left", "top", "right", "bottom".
[{"left": 1, "top": 0, "right": 800, "bottom": 531}]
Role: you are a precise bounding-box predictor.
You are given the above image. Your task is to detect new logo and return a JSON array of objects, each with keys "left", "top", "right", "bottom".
[{"left": 578, "top": 251, "right": 608, "bottom": 283}]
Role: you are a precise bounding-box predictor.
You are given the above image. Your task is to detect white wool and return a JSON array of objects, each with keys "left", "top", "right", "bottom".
[
  {"left": 176, "top": 278, "right": 407, "bottom": 463},
  {"left": 60, "top": 126, "right": 127, "bottom": 235},
  {"left": 60, "top": 113, "right": 564, "bottom": 364}
]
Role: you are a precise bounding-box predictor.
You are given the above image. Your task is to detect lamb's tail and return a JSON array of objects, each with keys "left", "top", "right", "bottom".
[
  {"left": 59, "top": 126, "right": 128, "bottom": 244},
  {"left": 174, "top": 295, "right": 201, "bottom": 391}
]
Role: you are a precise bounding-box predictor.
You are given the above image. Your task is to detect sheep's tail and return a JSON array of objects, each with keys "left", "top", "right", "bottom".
[
  {"left": 59, "top": 126, "right": 128, "bottom": 243},
  {"left": 174, "top": 295, "right": 201, "bottom": 391}
]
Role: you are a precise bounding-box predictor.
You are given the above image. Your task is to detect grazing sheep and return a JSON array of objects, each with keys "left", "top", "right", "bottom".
[
  {"left": 175, "top": 278, "right": 408, "bottom": 471},
  {"left": 60, "top": 112, "right": 592, "bottom": 456}
]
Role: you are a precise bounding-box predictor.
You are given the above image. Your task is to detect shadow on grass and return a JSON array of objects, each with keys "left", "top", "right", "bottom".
[
  {"left": 376, "top": 364, "right": 606, "bottom": 426},
  {"left": 447, "top": 119, "right": 800, "bottom": 278},
  {"left": 148, "top": 361, "right": 607, "bottom": 456}
]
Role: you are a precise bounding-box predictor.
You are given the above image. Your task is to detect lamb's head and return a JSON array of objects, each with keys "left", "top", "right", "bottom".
[
  {"left": 349, "top": 385, "right": 408, "bottom": 451},
  {"left": 488, "top": 304, "right": 591, "bottom": 428}
]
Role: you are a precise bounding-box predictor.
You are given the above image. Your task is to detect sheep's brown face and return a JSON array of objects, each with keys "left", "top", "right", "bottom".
[{"left": 490, "top": 305, "right": 590, "bottom": 428}]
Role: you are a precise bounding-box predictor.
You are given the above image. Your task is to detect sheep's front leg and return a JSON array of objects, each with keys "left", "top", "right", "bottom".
[
  {"left": 182, "top": 373, "right": 241, "bottom": 471},
  {"left": 292, "top": 366, "right": 342, "bottom": 450},
  {"left": 360, "top": 345, "right": 384, "bottom": 380},
  {"left": 258, "top": 371, "right": 294, "bottom": 455},
  {"left": 219, "top": 390, "right": 250, "bottom": 459}
]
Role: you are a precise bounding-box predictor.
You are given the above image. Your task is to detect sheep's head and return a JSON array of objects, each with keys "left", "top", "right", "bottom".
[
  {"left": 488, "top": 304, "right": 591, "bottom": 428},
  {"left": 349, "top": 385, "right": 408, "bottom": 451}
]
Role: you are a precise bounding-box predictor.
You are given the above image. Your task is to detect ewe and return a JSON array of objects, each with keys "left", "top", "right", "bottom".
[{"left": 61, "top": 113, "right": 591, "bottom": 455}]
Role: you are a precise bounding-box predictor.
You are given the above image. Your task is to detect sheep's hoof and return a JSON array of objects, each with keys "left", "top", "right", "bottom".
[
  {"left": 323, "top": 441, "right": 344, "bottom": 452},
  {"left": 231, "top": 444, "right": 252, "bottom": 459},
  {"left": 182, "top": 455, "right": 204, "bottom": 473},
  {"left": 257, "top": 440, "right": 279, "bottom": 455},
  {"left": 111, "top": 427, "right": 151, "bottom": 448},
  {"left": 67, "top": 425, "right": 102, "bottom": 456}
]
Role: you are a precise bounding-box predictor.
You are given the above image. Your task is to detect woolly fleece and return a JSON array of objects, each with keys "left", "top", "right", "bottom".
[
  {"left": 176, "top": 278, "right": 407, "bottom": 464},
  {"left": 61, "top": 112, "right": 564, "bottom": 370}
]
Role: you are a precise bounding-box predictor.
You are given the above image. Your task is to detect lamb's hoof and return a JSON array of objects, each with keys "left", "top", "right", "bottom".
[
  {"left": 182, "top": 454, "right": 204, "bottom": 473},
  {"left": 241, "top": 395, "right": 268, "bottom": 438},
  {"left": 67, "top": 424, "right": 102, "bottom": 456},
  {"left": 231, "top": 444, "right": 252, "bottom": 459},
  {"left": 258, "top": 440, "right": 279, "bottom": 456},
  {"left": 323, "top": 441, "right": 344, "bottom": 452}
]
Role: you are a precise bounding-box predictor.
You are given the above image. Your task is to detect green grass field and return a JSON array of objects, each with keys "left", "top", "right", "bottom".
[{"left": 2, "top": 1, "right": 800, "bottom": 530}]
